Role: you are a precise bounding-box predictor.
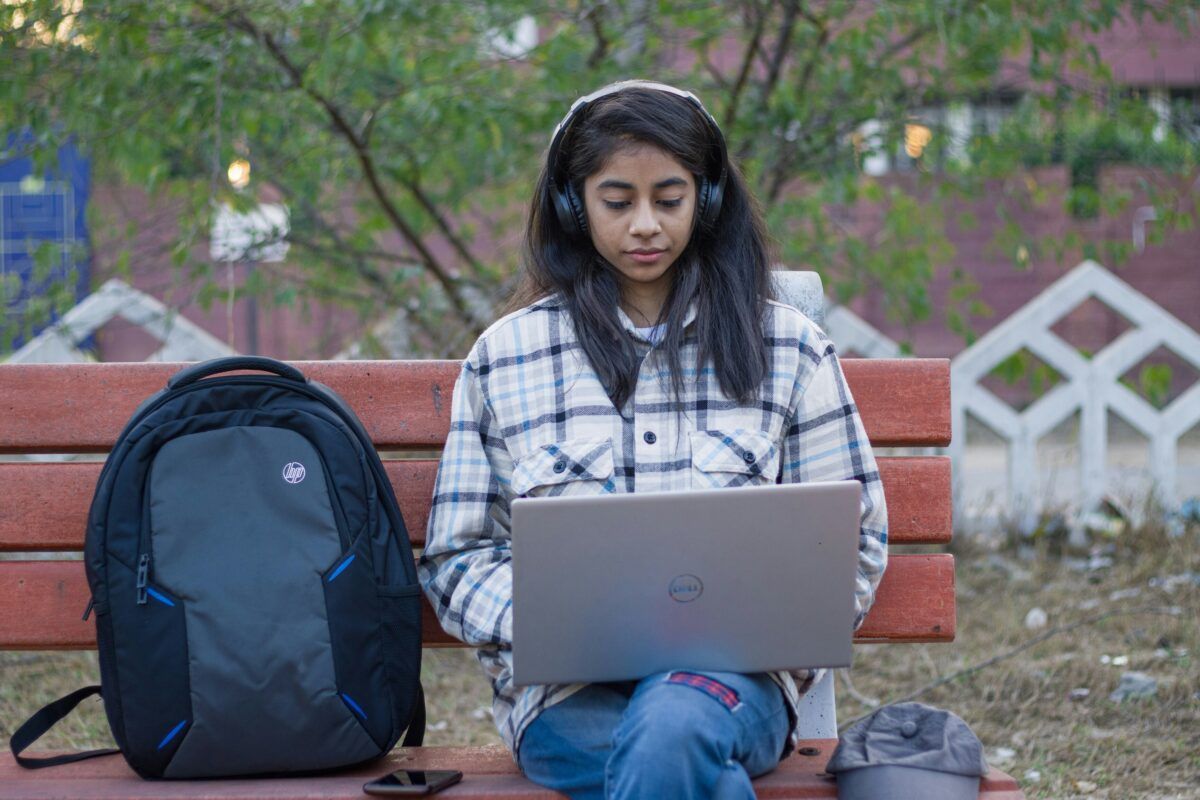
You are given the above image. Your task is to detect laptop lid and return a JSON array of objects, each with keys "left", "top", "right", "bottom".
[{"left": 510, "top": 480, "right": 861, "bottom": 686}]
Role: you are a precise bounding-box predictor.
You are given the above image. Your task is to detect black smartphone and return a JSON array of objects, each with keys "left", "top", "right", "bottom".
[{"left": 363, "top": 769, "right": 463, "bottom": 796}]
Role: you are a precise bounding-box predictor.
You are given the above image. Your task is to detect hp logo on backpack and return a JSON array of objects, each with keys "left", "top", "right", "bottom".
[{"left": 282, "top": 462, "right": 307, "bottom": 484}]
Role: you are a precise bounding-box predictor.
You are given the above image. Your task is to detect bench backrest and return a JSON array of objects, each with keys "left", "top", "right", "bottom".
[{"left": 0, "top": 359, "right": 953, "bottom": 650}]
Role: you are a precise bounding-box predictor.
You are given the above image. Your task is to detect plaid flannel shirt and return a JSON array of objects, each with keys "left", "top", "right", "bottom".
[{"left": 418, "top": 293, "right": 888, "bottom": 756}]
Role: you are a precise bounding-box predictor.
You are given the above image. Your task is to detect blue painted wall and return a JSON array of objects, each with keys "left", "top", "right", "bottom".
[{"left": 2, "top": 133, "right": 91, "bottom": 347}]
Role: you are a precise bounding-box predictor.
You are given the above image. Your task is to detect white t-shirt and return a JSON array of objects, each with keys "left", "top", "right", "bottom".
[{"left": 633, "top": 323, "right": 667, "bottom": 345}]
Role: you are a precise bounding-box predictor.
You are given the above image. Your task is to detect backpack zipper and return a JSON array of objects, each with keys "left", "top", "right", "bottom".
[
  {"left": 135, "top": 476, "right": 153, "bottom": 604},
  {"left": 136, "top": 553, "right": 150, "bottom": 605}
]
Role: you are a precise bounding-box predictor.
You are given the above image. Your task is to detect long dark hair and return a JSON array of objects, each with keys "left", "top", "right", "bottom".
[{"left": 512, "top": 85, "right": 774, "bottom": 410}]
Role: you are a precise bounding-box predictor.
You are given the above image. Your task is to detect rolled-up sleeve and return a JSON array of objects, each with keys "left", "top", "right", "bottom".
[
  {"left": 780, "top": 334, "right": 888, "bottom": 631},
  {"left": 418, "top": 349, "right": 515, "bottom": 648}
]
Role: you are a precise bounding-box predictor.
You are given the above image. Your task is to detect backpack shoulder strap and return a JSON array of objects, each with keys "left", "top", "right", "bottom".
[{"left": 400, "top": 683, "right": 426, "bottom": 747}]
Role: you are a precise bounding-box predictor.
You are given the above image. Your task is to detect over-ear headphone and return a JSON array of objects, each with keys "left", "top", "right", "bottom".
[{"left": 546, "top": 80, "right": 729, "bottom": 239}]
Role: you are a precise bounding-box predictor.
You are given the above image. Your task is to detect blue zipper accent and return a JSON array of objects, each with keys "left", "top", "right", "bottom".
[
  {"left": 341, "top": 693, "right": 367, "bottom": 720},
  {"left": 157, "top": 720, "right": 188, "bottom": 750},
  {"left": 146, "top": 587, "right": 175, "bottom": 607},
  {"left": 327, "top": 554, "right": 355, "bottom": 582}
]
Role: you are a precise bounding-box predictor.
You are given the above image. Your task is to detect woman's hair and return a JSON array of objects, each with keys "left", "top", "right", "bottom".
[{"left": 510, "top": 85, "right": 775, "bottom": 410}]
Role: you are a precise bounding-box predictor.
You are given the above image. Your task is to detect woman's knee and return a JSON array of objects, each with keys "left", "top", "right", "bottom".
[
  {"left": 616, "top": 674, "right": 738, "bottom": 755},
  {"left": 516, "top": 686, "right": 626, "bottom": 796}
]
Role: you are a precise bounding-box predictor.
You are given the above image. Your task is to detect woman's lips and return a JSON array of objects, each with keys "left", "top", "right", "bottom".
[{"left": 626, "top": 249, "right": 665, "bottom": 264}]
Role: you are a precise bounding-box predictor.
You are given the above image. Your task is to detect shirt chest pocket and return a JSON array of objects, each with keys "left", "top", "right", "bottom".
[
  {"left": 689, "top": 429, "right": 780, "bottom": 489},
  {"left": 511, "top": 437, "right": 617, "bottom": 498}
]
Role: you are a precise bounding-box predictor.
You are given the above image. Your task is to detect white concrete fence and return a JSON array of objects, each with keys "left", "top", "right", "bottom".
[
  {"left": 822, "top": 260, "right": 1200, "bottom": 528},
  {"left": 7, "top": 279, "right": 235, "bottom": 364}
]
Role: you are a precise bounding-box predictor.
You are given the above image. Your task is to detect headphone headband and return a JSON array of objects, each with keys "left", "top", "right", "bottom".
[{"left": 546, "top": 80, "right": 729, "bottom": 238}]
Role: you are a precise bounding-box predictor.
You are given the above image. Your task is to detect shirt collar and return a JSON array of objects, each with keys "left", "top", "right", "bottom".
[{"left": 615, "top": 301, "right": 699, "bottom": 343}]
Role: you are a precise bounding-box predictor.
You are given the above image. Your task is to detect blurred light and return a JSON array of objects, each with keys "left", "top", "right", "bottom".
[
  {"left": 6, "top": 0, "right": 86, "bottom": 46},
  {"left": 485, "top": 15, "right": 537, "bottom": 60},
  {"left": 19, "top": 175, "right": 46, "bottom": 194},
  {"left": 211, "top": 203, "right": 290, "bottom": 263},
  {"left": 905, "top": 123, "right": 933, "bottom": 159},
  {"left": 858, "top": 119, "right": 889, "bottom": 176},
  {"left": 227, "top": 159, "right": 251, "bottom": 189}
]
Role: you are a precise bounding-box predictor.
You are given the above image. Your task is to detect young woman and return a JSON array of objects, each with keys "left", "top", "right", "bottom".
[{"left": 419, "top": 81, "right": 888, "bottom": 800}]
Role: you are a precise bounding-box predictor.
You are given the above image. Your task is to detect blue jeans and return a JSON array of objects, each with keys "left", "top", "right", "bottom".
[{"left": 516, "top": 671, "right": 790, "bottom": 800}]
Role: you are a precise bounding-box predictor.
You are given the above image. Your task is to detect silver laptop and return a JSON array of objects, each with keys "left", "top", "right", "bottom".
[{"left": 510, "top": 480, "right": 861, "bottom": 686}]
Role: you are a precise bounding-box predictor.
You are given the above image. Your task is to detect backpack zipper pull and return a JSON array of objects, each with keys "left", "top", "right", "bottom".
[
  {"left": 136, "top": 554, "right": 150, "bottom": 605},
  {"left": 82, "top": 596, "right": 95, "bottom": 622}
]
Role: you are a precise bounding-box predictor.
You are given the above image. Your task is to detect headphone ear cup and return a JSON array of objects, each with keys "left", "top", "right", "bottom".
[
  {"left": 698, "top": 174, "right": 724, "bottom": 229},
  {"left": 696, "top": 177, "right": 712, "bottom": 228},
  {"left": 564, "top": 182, "right": 589, "bottom": 236},
  {"left": 551, "top": 181, "right": 589, "bottom": 238}
]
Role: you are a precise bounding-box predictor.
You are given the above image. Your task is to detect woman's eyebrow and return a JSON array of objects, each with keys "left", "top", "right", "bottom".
[{"left": 596, "top": 176, "right": 688, "bottom": 190}]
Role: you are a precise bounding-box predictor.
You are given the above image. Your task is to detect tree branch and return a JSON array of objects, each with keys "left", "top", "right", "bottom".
[
  {"left": 762, "top": 0, "right": 800, "bottom": 101},
  {"left": 699, "top": 44, "right": 730, "bottom": 91},
  {"left": 791, "top": 5, "right": 830, "bottom": 110},
  {"left": 202, "top": 1, "right": 486, "bottom": 335},
  {"left": 399, "top": 168, "right": 487, "bottom": 279},
  {"left": 583, "top": 3, "right": 610, "bottom": 68},
  {"left": 760, "top": 2, "right": 971, "bottom": 202},
  {"left": 723, "top": 0, "right": 767, "bottom": 128},
  {"left": 242, "top": 124, "right": 480, "bottom": 355},
  {"left": 736, "top": 0, "right": 801, "bottom": 161},
  {"left": 759, "top": 4, "right": 831, "bottom": 199}
]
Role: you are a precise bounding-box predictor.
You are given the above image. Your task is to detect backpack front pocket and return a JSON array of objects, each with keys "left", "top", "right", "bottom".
[
  {"left": 103, "top": 559, "right": 192, "bottom": 778},
  {"left": 322, "top": 532, "right": 395, "bottom": 753}
]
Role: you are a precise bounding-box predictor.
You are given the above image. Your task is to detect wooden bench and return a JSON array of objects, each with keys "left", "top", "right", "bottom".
[{"left": 0, "top": 358, "right": 1025, "bottom": 798}]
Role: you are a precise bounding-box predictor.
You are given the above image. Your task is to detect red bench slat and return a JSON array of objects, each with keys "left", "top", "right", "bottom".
[
  {"left": 0, "top": 456, "right": 951, "bottom": 551},
  {"left": 0, "top": 744, "right": 1024, "bottom": 798},
  {"left": 0, "top": 359, "right": 950, "bottom": 453},
  {"left": 0, "top": 555, "right": 953, "bottom": 650},
  {"left": 875, "top": 457, "right": 952, "bottom": 543}
]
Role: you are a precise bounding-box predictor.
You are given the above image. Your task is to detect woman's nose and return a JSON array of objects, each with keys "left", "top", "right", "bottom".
[{"left": 629, "top": 201, "right": 662, "bottom": 236}]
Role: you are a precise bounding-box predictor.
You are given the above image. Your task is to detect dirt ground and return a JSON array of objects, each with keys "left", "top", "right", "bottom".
[{"left": 2, "top": 523, "right": 1196, "bottom": 798}]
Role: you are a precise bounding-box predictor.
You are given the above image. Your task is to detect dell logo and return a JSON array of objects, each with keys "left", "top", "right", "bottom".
[
  {"left": 669, "top": 574, "right": 703, "bottom": 603},
  {"left": 282, "top": 462, "right": 306, "bottom": 484}
]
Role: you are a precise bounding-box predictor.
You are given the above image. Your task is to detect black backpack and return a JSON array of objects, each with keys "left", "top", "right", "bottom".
[{"left": 11, "top": 357, "right": 425, "bottom": 778}]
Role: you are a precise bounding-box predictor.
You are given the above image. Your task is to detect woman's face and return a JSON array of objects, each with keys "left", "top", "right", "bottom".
[{"left": 582, "top": 143, "right": 696, "bottom": 308}]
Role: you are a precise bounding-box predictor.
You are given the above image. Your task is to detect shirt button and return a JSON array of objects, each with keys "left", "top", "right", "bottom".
[
  {"left": 743, "top": 451, "right": 756, "bottom": 464},
  {"left": 643, "top": 431, "right": 657, "bottom": 444},
  {"left": 553, "top": 460, "right": 567, "bottom": 473}
]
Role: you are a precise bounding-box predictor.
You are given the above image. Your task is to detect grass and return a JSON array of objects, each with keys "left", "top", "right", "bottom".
[
  {"left": 2, "top": 524, "right": 1196, "bottom": 798},
  {"left": 841, "top": 523, "right": 1199, "bottom": 799}
]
